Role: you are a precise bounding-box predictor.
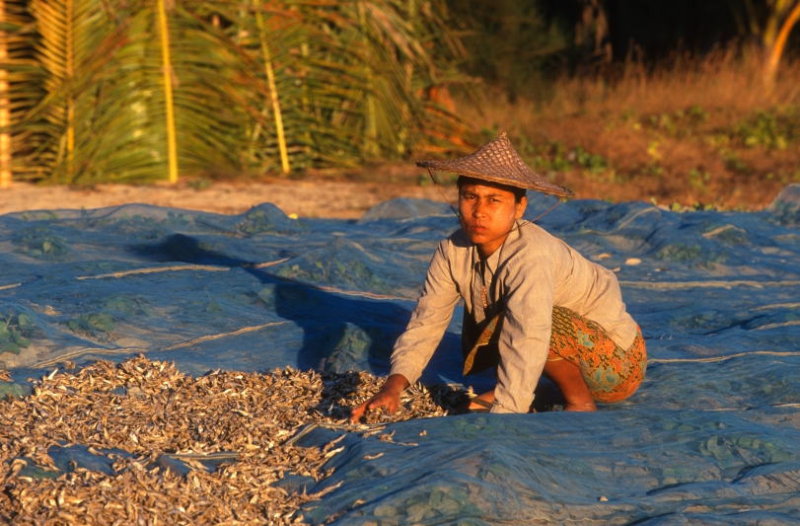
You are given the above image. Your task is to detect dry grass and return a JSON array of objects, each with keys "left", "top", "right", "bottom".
[{"left": 459, "top": 49, "right": 800, "bottom": 210}]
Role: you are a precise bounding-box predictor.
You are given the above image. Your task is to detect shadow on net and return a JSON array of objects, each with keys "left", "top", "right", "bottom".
[{"left": 127, "top": 234, "right": 460, "bottom": 400}]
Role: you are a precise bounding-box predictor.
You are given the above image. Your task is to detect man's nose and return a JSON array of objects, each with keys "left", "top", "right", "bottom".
[{"left": 472, "top": 199, "right": 487, "bottom": 217}]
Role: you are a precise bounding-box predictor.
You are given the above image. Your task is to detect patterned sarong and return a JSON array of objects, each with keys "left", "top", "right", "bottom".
[
  {"left": 549, "top": 306, "right": 646, "bottom": 403},
  {"left": 462, "top": 306, "right": 647, "bottom": 403}
]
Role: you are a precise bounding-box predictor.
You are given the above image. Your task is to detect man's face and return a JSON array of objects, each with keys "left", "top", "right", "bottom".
[{"left": 458, "top": 181, "right": 527, "bottom": 257}]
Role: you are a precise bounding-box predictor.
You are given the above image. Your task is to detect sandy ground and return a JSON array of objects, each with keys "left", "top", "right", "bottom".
[
  {"left": 0, "top": 179, "right": 455, "bottom": 219},
  {"left": 2, "top": 177, "right": 789, "bottom": 219}
]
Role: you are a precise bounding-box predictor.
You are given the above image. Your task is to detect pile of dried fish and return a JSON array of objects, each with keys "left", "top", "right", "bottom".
[{"left": 0, "top": 356, "right": 467, "bottom": 524}]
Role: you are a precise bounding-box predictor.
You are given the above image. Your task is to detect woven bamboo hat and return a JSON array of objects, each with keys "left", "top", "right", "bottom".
[{"left": 417, "top": 131, "right": 572, "bottom": 198}]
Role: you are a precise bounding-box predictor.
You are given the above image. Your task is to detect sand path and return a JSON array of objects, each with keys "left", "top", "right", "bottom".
[{"left": 0, "top": 179, "right": 452, "bottom": 219}]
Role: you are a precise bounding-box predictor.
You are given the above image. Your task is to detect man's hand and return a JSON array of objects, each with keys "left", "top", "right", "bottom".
[{"left": 350, "top": 374, "right": 410, "bottom": 423}]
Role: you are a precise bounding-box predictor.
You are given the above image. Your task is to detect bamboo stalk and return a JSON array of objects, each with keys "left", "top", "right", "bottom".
[
  {"left": 254, "top": 2, "right": 290, "bottom": 174},
  {"left": 157, "top": 0, "right": 179, "bottom": 183},
  {"left": 65, "top": 0, "right": 75, "bottom": 180},
  {"left": 0, "top": 0, "right": 11, "bottom": 188}
]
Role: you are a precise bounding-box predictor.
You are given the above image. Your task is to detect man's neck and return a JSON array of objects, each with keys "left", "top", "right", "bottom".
[
  {"left": 477, "top": 240, "right": 503, "bottom": 259},
  {"left": 477, "top": 232, "right": 513, "bottom": 259}
]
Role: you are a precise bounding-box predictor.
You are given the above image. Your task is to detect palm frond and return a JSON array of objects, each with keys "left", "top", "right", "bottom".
[
  {"left": 10, "top": 0, "right": 468, "bottom": 184},
  {"left": 26, "top": 0, "right": 134, "bottom": 182},
  {"left": 3, "top": 0, "right": 47, "bottom": 183}
]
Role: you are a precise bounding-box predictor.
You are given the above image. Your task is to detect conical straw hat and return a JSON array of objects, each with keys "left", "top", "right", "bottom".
[{"left": 417, "top": 131, "right": 573, "bottom": 197}]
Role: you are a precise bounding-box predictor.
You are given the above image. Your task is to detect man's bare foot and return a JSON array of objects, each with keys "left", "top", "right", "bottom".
[
  {"left": 564, "top": 400, "right": 597, "bottom": 412},
  {"left": 544, "top": 353, "right": 597, "bottom": 412}
]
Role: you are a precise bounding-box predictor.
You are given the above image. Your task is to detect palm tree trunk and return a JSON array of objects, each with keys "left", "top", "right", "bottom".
[
  {"left": 357, "top": 1, "right": 378, "bottom": 158},
  {"left": 0, "top": 0, "right": 11, "bottom": 188},
  {"left": 398, "top": 0, "right": 418, "bottom": 156},
  {"left": 300, "top": 40, "right": 312, "bottom": 160},
  {"left": 156, "top": 0, "right": 179, "bottom": 183},
  {"left": 65, "top": 0, "right": 75, "bottom": 179},
  {"left": 254, "top": 2, "right": 290, "bottom": 174},
  {"left": 764, "top": 2, "right": 800, "bottom": 90}
]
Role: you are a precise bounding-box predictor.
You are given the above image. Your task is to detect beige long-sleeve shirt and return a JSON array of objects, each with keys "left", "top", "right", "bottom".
[{"left": 390, "top": 220, "right": 638, "bottom": 414}]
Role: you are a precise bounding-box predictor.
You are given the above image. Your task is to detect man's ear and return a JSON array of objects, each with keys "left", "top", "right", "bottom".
[{"left": 514, "top": 196, "right": 528, "bottom": 219}]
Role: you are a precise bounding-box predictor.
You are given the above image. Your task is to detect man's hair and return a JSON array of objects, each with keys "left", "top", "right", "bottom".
[{"left": 457, "top": 175, "right": 527, "bottom": 203}]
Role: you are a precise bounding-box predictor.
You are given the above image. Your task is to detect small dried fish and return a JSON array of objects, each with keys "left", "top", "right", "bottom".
[{"left": 0, "top": 355, "right": 467, "bottom": 524}]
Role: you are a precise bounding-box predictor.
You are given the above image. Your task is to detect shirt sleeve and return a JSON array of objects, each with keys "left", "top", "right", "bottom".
[
  {"left": 390, "top": 240, "right": 461, "bottom": 385},
  {"left": 491, "top": 248, "right": 556, "bottom": 414}
]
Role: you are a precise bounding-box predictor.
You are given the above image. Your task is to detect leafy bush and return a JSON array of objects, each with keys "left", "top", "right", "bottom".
[
  {"left": 735, "top": 110, "right": 800, "bottom": 149},
  {"left": 0, "top": 313, "right": 38, "bottom": 355}
]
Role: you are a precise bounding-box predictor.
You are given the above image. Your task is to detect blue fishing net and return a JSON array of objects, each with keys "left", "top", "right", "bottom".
[{"left": 1, "top": 184, "right": 799, "bottom": 523}]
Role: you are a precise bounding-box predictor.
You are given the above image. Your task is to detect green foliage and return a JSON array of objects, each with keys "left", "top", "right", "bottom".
[
  {"left": 531, "top": 142, "right": 608, "bottom": 174},
  {"left": 66, "top": 312, "right": 115, "bottom": 338},
  {"left": 13, "top": 227, "right": 69, "bottom": 259},
  {"left": 448, "top": 0, "right": 570, "bottom": 101},
  {"left": 699, "top": 434, "right": 792, "bottom": 464},
  {"left": 722, "top": 151, "right": 749, "bottom": 174},
  {"left": 656, "top": 242, "right": 703, "bottom": 262},
  {"left": 8, "top": 0, "right": 467, "bottom": 184},
  {"left": 23, "top": 0, "right": 173, "bottom": 184},
  {"left": 0, "top": 313, "right": 38, "bottom": 354},
  {"left": 187, "top": 177, "right": 212, "bottom": 191},
  {"left": 236, "top": 207, "right": 298, "bottom": 235},
  {"left": 3, "top": 0, "right": 42, "bottom": 180},
  {"left": 103, "top": 295, "right": 151, "bottom": 317},
  {"left": 479, "top": 129, "right": 609, "bottom": 175},
  {"left": 642, "top": 105, "right": 709, "bottom": 137},
  {"left": 390, "top": 485, "right": 481, "bottom": 522},
  {"left": 734, "top": 109, "right": 800, "bottom": 149},
  {"left": 569, "top": 145, "right": 608, "bottom": 173},
  {"left": 688, "top": 167, "right": 711, "bottom": 191},
  {"left": 671, "top": 311, "right": 731, "bottom": 331},
  {"left": 276, "top": 258, "right": 384, "bottom": 292},
  {"left": 655, "top": 242, "right": 725, "bottom": 268}
]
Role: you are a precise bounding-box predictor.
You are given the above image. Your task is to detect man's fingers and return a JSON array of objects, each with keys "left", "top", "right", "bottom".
[
  {"left": 350, "top": 402, "right": 368, "bottom": 423},
  {"left": 351, "top": 391, "right": 401, "bottom": 423}
]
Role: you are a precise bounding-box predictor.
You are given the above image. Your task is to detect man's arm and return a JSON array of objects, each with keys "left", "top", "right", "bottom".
[
  {"left": 387, "top": 240, "right": 461, "bottom": 387},
  {"left": 351, "top": 240, "right": 460, "bottom": 422}
]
